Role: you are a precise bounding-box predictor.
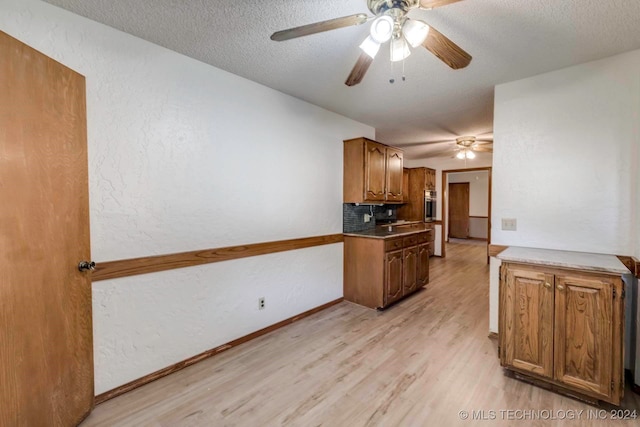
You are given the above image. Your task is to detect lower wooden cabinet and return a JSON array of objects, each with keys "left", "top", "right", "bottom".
[
  {"left": 499, "top": 262, "right": 624, "bottom": 405},
  {"left": 344, "top": 231, "right": 430, "bottom": 309}
]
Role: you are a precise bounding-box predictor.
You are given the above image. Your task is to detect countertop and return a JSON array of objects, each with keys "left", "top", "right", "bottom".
[
  {"left": 497, "top": 246, "right": 630, "bottom": 275},
  {"left": 343, "top": 222, "right": 432, "bottom": 240}
]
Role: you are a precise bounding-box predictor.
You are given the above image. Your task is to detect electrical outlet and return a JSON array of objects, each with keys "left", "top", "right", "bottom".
[
  {"left": 501, "top": 218, "right": 517, "bottom": 231},
  {"left": 258, "top": 297, "right": 265, "bottom": 310},
  {"left": 387, "top": 209, "right": 393, "bottom": 216},
  {"left": 364, "top": 214, "right": 372, "bottom": 223}
]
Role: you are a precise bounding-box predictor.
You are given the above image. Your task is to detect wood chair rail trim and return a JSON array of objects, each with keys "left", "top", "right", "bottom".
[
  {"left": 95, "top": 297, "right": 344, "bottom": 404},
  {"left": 92, "top": 234, "right": 344, "bottom": 281}
]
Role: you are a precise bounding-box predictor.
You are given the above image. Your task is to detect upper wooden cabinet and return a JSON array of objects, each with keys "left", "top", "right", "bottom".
[
  {"left": 344, "top": 137, "right": 404, "bottom": 204},
  {"left": 397, "top": 167, "right": 435, "bottom": 221},
  {"left": 425, "top": 168, "right": 436, "bottom": 191},
  {"left": 499, "top": 262, "right": 624, "bottom": 405}
]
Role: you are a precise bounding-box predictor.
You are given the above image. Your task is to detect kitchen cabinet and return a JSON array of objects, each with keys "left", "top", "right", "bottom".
[
  {"left": 344, "top": 137, "right": 404, "bottom": 204},
  {"left": 499, "top": 262, "right": 624, "bottom": 405},
  {"left": 397, "top": 167, "right": 436, "bottom": 220},
  {"left": 402, "top": 168, "right": 409, "bottom": 203},
  {"left": 426, "top": 167, "right": 436, "bottom": 191},
  {"left": 344, "top": 228, "right": 431, "bottom": 309}
]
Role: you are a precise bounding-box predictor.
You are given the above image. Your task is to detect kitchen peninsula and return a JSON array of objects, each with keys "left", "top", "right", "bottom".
[{"left": 344, "top": 222, "right": 432, "bottom": 309}]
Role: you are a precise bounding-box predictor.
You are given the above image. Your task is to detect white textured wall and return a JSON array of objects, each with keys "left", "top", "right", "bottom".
[
  {"left": 0, "top": 0, "right": 374, "bottom": 393},
  {"left": 405, "top": 157, "right": 492, "bottom": 255},
  {"left": 489, "top": 49, "right": 640, "bottom": 333}
]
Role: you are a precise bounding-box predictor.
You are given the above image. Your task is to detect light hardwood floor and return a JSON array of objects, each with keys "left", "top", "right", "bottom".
[{"left": 82, "top": 243, "right": 640, "bottom": 426}]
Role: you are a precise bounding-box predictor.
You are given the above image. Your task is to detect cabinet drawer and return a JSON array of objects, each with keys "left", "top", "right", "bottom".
[
  {"left": 417, "top": 232, "right": 429, "bottom": 244},
  {"left": 385, "top": 238, "right": 403, "bottom": 252},
  {"left": 403, "top": 235, "right": 418, "bottom": 247}
]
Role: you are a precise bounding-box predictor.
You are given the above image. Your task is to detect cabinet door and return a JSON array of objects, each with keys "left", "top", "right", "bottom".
[
  {"left": 402, "top": 168, "right": 409, "bottom": 203},
  {"left": 553, "top": 274, "right": 615, "bottom": 399},
  {"left": 417, "top": 243, "right": 430, "bottom": 287},
  {"left": 385, "top": 250, "right": 403, "bottom": 306},
  {"left": 426, "top": 168, "right": 436, "bottom": 191},
  {"left": 501, "top": 266, "right": 554, "bottom": 378},
  {"left": 402, "top": 246, "right": 418, "bottom": 294},
  {"left": 385, "top": 148, "right": 403, "bottom": 202},
  {"left": 364, "top": 140, "right": 387, "bottom": 202}
]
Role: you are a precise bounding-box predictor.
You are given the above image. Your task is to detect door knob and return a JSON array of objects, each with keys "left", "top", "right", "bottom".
[{"left": 78, "top": 261, "right": 96, "bottom": 272}]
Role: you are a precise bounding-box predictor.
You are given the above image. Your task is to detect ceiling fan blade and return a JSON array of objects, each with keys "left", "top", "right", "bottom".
[
  {"left": 422, "top": 26, "right": 472, "bottom": 69},
  {"left": 271, "top": 14, "right": 369, "bottom": 41},
  {"left": 398, "top": 139, "right": 454, "bottom": 147},
  {"left": 345, "top": 52, "right": 374, "bottom": 86},
  {"left": 475, "top": 139, "right": 493, "bottom": 145},
  {"left": 419, "top": 0, "right": 464, "bottom": 9},
  {"left": 473, "top": 146, "right": 493, "bottom": 152},
  {"left": 415, "top": 148, "right": 456, "bottom": 159}
]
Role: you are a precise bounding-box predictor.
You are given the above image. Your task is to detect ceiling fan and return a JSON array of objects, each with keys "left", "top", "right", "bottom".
[
  {"left": 404, "top": 135, "right": 493, "bottom": 159},
  {"left": 270, "top": 0, "right": 472, "bottom": 86}
]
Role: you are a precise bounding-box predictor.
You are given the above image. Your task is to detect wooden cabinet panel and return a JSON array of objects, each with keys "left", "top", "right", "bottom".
[
  {"left": 385, "top": 250, "right": 404, "bottom": 306},
  {"left": 402, "top": 247, "right": 418, "bottom": 294},
  {"left": 385, "top": 148, "right": 403, "bottom": 202},
  {"left": 417, "top": 243, "right": 430, "bottom": 288},
  {"left": 502, "top": 267, "right": 554, "bottom": 378},
  {"left": 344, "top": 138, "right": 404, "bottom": 204},
  {"left": 554, "top": 274, "right": 614, "bottom": 399},
  {"left": 402, "top": 168, "right": 409, "bottom": 203},
  {"left": 426, "top": 168, "right": 436, "bottom": 191},
  {"left": 499, "top": 262, "right": 624, "bottom": 405},
  {"left": 364, "top": 140, "right": 387, "bottom": 202}
]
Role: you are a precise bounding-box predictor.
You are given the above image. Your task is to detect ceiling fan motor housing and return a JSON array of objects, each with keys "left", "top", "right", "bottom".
[{"left": 368, "top": 0, "right": 417, "bottom": 17}]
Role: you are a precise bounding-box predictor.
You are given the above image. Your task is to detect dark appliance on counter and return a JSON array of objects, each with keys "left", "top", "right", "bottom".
[{"left": 425, "top": 190, "right": 436, "bottom": 222}]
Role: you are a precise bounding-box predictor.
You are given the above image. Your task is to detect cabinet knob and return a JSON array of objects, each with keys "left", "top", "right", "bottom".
[
  {"left": 557, "top": 284, "right": 565, "bottom": 291},
  {"left": 544, "top": 282, "right": 551, "bottom": 289}
]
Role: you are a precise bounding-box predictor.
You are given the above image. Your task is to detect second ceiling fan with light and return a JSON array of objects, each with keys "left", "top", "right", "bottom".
[{"left": 271, "top": 0, "right": 472, "bottom": 86}]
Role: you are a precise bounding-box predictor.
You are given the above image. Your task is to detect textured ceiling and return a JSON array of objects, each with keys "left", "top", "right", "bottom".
[{"left": 42, "top": 0, "right": 640, "bottom": 159}]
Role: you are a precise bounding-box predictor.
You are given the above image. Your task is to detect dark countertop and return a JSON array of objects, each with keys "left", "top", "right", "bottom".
[{"left": 343, "top": 222, "right": 432, "bottom": 240}]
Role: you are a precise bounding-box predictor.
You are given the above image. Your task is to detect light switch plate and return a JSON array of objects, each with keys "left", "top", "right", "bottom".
[{"left": 501, "top": 218, "right": 517, "bottom": 231}]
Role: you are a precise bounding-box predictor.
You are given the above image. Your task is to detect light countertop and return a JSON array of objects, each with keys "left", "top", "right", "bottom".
[{"left": 497, "top": 246, "right": 630, "bottom": 275}]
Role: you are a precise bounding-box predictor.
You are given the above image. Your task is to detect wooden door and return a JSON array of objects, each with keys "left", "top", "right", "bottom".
[
  {"left": 417, "top": 243, "right": 430, "bottom": 288},
  {"left": 385, "top": 147, "right": 403, "bottom": 202},
  {"left": 384, "top": 250, "right": 403, "bottom": 306},
  {"left": 554, "top": 273, "right": 615, "bottom": 399},
  {"left": 500, "top": 266, "right": 554, "bottom": 378},
  {"left": 364, "top": 140, "right": 386, "bottom": 202},
  {"left": 402, "top": 246, "right": 418, "bottom": 294},
  {"left": 448, "top": 182, "right": 469, "bottom": 239},
  {"left": 0, "top": 32, "right": 93, "bottom": 426}
]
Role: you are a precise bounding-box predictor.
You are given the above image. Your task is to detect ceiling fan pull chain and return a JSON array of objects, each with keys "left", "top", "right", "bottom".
[
  {"left": 402, "top": 55, "right": 406, "bottom": 82},
  {"left": 389, "top": 40, "right": 396, "bottom": 83}
]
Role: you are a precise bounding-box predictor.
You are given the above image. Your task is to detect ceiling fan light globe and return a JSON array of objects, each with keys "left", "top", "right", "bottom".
[
  {"left": 466, "top": 150, "right": 476, "bottom": 159},
  {"left": 359, "top": 36, "right": 381, "bottom": 58},
  {"left": 370, "top": 15, "right": 394, "bottom": 43},
  {"left": 390, "top": 37, "right": 411, "bottom": 62},
  {"left": 402, "top": 19, "right": 430, "bottom": 47},
  {"left": 456, "top": 151, "right": 466, "bottom": 159}
]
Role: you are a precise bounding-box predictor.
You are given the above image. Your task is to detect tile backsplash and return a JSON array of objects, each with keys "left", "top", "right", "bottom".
[{"left": 343, "top": 204, "right": 397, "bottom": 232}]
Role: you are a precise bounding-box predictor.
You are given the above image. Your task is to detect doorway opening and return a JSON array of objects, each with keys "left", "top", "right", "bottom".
[{"left": 440, "top": 167, "right": 492, "bottom": 262}]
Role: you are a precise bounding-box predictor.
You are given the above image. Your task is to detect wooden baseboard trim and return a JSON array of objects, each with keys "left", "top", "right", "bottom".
[
  {"left": 92, "top": 233, "right": 344, "bottom": 281},
  {"left": 95, "top": 297, "right": 344, "bottom": 404},
  {"left": 488, "top": 244, "right": 508, "bottom": 257},
  {"left": 488, "top": 332, "right": 498, "bottom": 340}
]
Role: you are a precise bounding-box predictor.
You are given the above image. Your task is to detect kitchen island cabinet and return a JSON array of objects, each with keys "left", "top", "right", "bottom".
[
  {"left": 344, "top": 224, "right": 431, "bottom": 309},
  {"left": 498, "top": 247, "right": 629, "bottom": 405}
]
